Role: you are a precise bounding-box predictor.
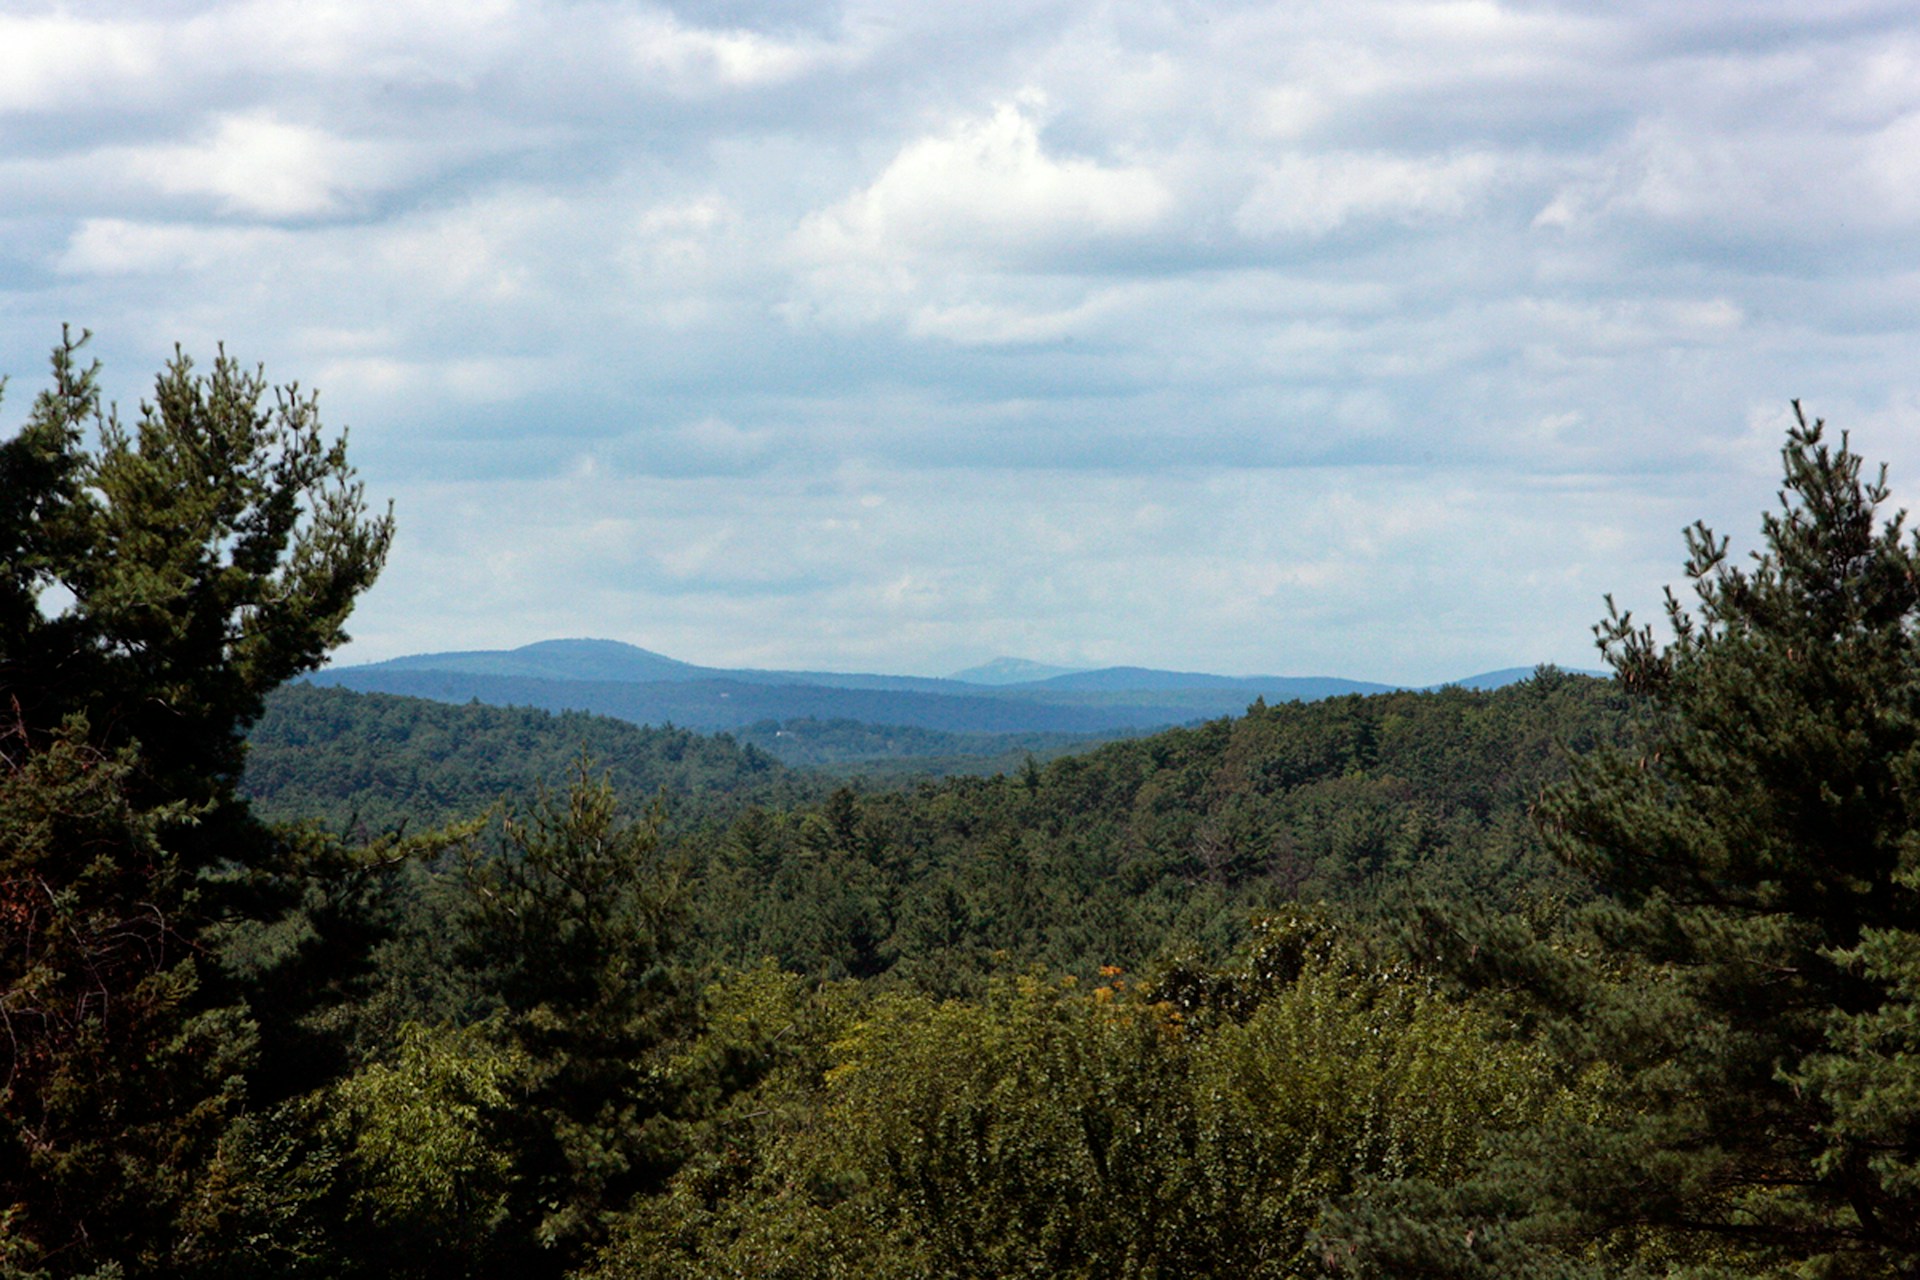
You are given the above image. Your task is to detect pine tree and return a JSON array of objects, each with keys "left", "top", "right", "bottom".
[
  {"left": 0, "top": 328, "right": 393, "bottom": 818},
  {"left": 1333, "top": 408, "right": 1920, "bottom": 1276},
  {"left": 0, "top": 330, "right": 394, "bottom": 1274},
  {"left": 455, "top": 761, "right": 692, "bottom": 1275}
]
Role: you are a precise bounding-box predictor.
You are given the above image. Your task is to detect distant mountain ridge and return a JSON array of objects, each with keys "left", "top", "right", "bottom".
[
  {"left": 358, "top": 638, "right": 975, "bottom": 695},
  {"left": 948, "top": 657, "right": 1088, "bottom": 685},
  {"left": 311, "top": 639, "right": 1591, "bottom": 737},
  {"left": 370, "top": 638, "right": 704, "bottom": 683}
]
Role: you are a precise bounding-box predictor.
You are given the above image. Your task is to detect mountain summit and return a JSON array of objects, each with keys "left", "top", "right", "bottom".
[{"left": 348, "top": 638, "right": 705, "bottom": 684}]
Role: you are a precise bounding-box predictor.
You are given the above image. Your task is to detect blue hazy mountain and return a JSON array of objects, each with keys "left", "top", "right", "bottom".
[
  {"left": 368, "top": 638, "right": 705, "bottom": 683},
  {"left": 1444, "top": 667, "right": 1545, "bottom": 691},
  {"left": 948, "top": 657, "right": 1089, "bottom": 685},
  {"left": 307, "top": 670, "right": 1143, "bottom": 734},
  {"left": 1030, "top": 666, "right": 1397, "bottom": 696},
  {"left": 311, "top": 640, "right": 1582, "bottom": 737},
  {"left": 352, "top": 638, "right": 976, "bottom": 695}
]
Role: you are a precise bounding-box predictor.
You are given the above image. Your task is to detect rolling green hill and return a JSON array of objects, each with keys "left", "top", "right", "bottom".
[
  {"left": 672, "top": 667, "right": 1629, "bottom": 986},
  {"left": 243, "top": 683, "right": 821, "bottom": 835}
]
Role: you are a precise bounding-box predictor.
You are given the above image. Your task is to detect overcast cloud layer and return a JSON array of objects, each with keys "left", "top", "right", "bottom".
[{"left": 7, "top": 0, "right": 1920, "bottom": 682}]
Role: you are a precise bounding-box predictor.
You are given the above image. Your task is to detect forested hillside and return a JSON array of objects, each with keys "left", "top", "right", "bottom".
[
  {"left": 728, "top": 715, "right": 1140, "bottom": 777},
  {"left": 246, "top": 667, "right": 1622, "bottom": 990},
  {"left": 12, "top": 337, "right": 1920, "bottom": 1278},
  {"left": 675, "top": 670, "right": 1623, "bottom": 989},
  {"left": 245, "top": 683, "right": 819, "bottom": 833}
]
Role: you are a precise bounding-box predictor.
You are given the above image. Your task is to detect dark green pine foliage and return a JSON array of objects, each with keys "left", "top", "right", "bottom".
[
  {"left": 685, "top": 670, "right": 1618, "bottom": 989},
  {"left": 0, "top": 722, "right": 243, "bottom": 1278},
  {"left": 1336, "top": 410, "right": 1920, "bottom": 1276},
  {"left": 0, "top": 329, "right": 393, "bottom": 819},
  {"left": 0, "top": 331, "right": 395, "bottom": 1275},
  {"left": 454, "top": 762, "right": 693, "bottom": 1276}
]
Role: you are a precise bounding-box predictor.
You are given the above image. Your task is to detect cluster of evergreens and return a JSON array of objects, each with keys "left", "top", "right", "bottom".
[
  {"left": 671, "top": 671, "right": 1623, "bottom": 993},
  {"left": 7, "top": 335, "right": 1920, "bottom": 1278}
]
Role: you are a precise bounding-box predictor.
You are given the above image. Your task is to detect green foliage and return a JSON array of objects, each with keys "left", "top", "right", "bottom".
[
  {"left": 595, "top": 918, "right": 1568, "bottom": 1280},
  {"left": 0, "top": 329, "right": 391, "bottom": 819},
  {"left": 588, "top": 964, "right": 869, "bottom": 1280},
  {"left": 322, "top": 1022, "right": 524, "bottom": 1272},
  {"left": 0, "top": 331, "right": 394, "bottom": 1277},
  {"left": 0, "top": 719, "right": 247, "bottom": 1276},
  {"left": 245, "top": 684, "right": 814, "bottom": 836},
  {"left": 244, "top": 666, "right": 1619, "bottom": 1000},
  {"left": 688, "top": 672, "right": 1622, "bottom": 988},
  {"left": 1345, "top": 412, "right": 1920, "bottom": 1275},
  {"left": 454, "top": 761, "right": 694, "bottom": 1273},
  {"left": 729, "top": 716, "right": 1138, "bottom": 777}
]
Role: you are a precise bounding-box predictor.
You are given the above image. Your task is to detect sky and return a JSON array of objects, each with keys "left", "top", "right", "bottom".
[{"left": 6, "top": 0, "right": 1920, "bottom": 684}]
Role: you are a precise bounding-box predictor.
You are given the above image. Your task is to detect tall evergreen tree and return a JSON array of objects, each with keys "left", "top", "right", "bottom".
[
  {"left": 455, "top": 762, "right": 692, "bottom": 1275},
  {"left": 0, "top": 328, "right": 392, "bottom": 816},
  {"left": 0, "top": 331, "right": 393, "bottom": 1275},
  {"left": 1334, "top": 409, "right": 1920, "bottom": 1276}
]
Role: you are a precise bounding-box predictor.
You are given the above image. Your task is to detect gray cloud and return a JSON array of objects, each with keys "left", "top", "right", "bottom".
[{"left": 7, "top": 0, "right": 1920, "bottom": 681}]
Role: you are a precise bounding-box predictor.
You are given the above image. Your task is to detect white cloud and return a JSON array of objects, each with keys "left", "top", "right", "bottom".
[
  {"left": 310, "top": 352, "right": 566, "bottom": 406},
  {"left": 0, "top": 2, "right": 521, "bottom": 117},
  {"left": 902, "top": 301, "right": 1068, "bottom": 347},
  {"left": 1862, "top": 110, "right": 1920, "bottom": 218},
  {"left": 785, "top": 97, "right": 1176, "bottom": 341},
  {"left": 58, "top": 219, "right": 296, "bottom": 275},
  {"left": 1535, "top": 88, "right": 1920, "bottom": 241},
  {"left": 795, "top": 97, "right": 1174, "bottom": 267},
  {"left": 1234, "top": 150, "right": 1502, "bottom": 238},
  {"left": 12, "top": 1, "right": 1920, "bottom": 681},
  {"left": 0, "top": 13, "right": 160, "bottom": 112},
  {"left": 198, "top": 0, "right": 520, "bottom": 81},
  {"left": 619, "top": 196, "right": 742, "bottom": 288},
  {"left": 621, "top": 9, "right": 857, "bottom": 92},
  {"left": 104, "top": 112, "right": 403, "bottom": 219},
  {"left": 350, "top": 458, "right": 1684, "bottom": 681}
]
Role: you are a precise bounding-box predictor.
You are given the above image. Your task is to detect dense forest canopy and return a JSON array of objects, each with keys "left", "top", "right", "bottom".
[
  {"left": 8, "top": 338, "right": 1920, "bottom": 1278},
  {"left": 245, "top": 684, "right": 818, "bottom": 834},
  {"left": 245, "top": 672, "right": 1624, "bottom": 991}
]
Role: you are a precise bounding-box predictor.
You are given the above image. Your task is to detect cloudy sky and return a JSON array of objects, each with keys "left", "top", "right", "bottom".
[{"left": 7, "top": 0, "right": 1920, "bottom": 683}]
